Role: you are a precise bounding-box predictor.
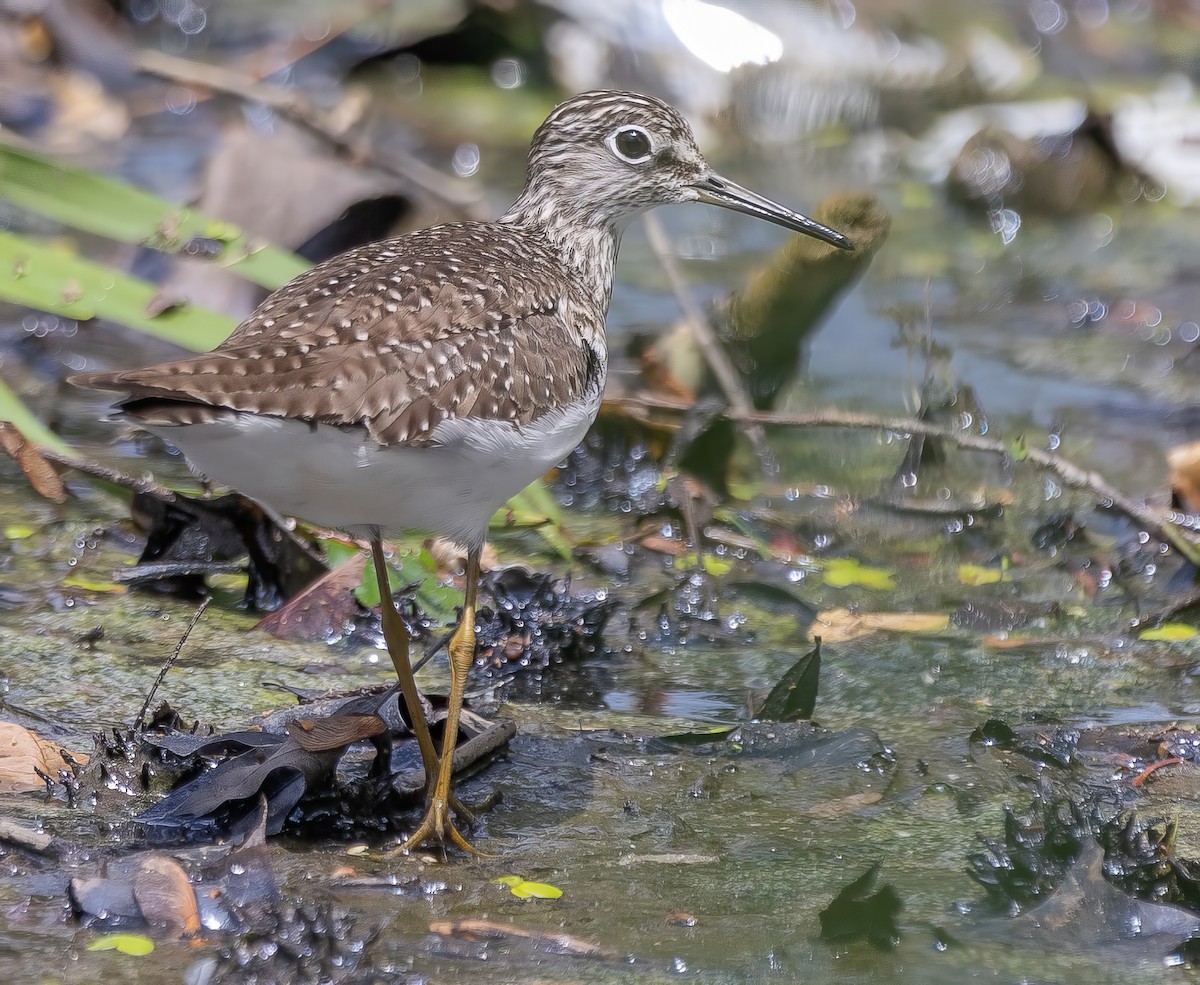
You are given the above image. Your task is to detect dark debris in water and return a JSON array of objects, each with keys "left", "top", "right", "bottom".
[
  {"left": 126, "top": 490, "right": 327, "bottom": 610},
  {"left": 473, "top": 567, "right": 616, "bottom": 681},
  {"left": 818, "top": 863, "right": 902, "bottom": 950},
  {"left": 68, "top": 691, "right": 513, "bottom": 844}
]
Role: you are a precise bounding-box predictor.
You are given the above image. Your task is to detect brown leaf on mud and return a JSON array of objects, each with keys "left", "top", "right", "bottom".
[
  {"left": 286, "top": 713, "right": 387, "bottom": 752},
  {"left": 132, "top": 855, "right": 200, "bottom": 936},
  {"left": 0, "top": 722, "right": 85, "bottom": 792},
  {"left": 812, "top": 608, "right": 949, "bottom": 643},
  {"left": 428, "top": 918, "right": 619, "bottom": 960},
  {"left": 0, "top": 422, "right": 67, "bottom": 503},
  {"left": 804, "top": 791, "right": 884, "bottom": 818},
  {"left": 1168, "top": 441, "right": 1200, "bottom": 513},
  {"left": 254, "top": 553, "right": 362, "bottom": 641}
]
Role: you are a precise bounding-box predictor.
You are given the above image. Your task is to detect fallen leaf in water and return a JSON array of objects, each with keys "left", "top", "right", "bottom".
[
  {"left": 821, "top": 559, "right": 896, "bottom": 590},
  {"left": 132, "top": 856, "right": 200, "bottom": 936},
  {"left": 0, "top": 722, "right": 82, "bottom": 792},
  {"left": 805, "top": 792, "right": 884, "bottom": 818},
  {"left": 493, "top": 875, "right": 563, "bottom": 899},
  {"left": 813, "top": 608, "right": 950, "bottom": 643},
  {"left": 1168, "top": 442, "right": 1200, "bottom": 512},
  {"left": 1139, "top": 624, "right": 1197, "bottom": 642},
  {"left": 958, "top": 561, "right": 1011, "bottom": 586},
  {"left": 86, "top": 933, "right": 154, "bottom": 956},
  {"left": 0, "top": 422, "right": 67, "bottom": 503}
]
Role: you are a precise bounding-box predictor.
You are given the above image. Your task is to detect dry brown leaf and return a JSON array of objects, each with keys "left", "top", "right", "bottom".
[
  {"left": 0, "top": 721, "right": 83, "bottom": 792},
  {"left": 286, "top": 713, "right": 387, "bottom": 752},
  {"left": 429, "top": 918, "right": 618, "bottom": 960},
  {"left": 1169, "top": 442, "right": 1200, "bottom": 513},
  {"left": 0, "top": 422, "right": 68, "bottom": 503},
  {"left": 133, "top": 855, "right": 200, "bottom": 936},
  {"left": 812, "top": 608, "right": 950, "bottom": 643},
  {"left": 426, "top": 537, "right": 498, "bottom": 576},
  {"left": 804, "top": 791, "right": 884, "bottom": 818}
]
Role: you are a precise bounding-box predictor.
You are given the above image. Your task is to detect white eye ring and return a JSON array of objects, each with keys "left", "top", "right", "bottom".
[{"left": 607, "top": 126, "right": 654, "bottom": 164}]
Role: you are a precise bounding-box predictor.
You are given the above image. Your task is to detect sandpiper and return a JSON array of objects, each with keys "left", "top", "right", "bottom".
[{"left": 72, "top": 89, "right": 853, "bottom": 854}]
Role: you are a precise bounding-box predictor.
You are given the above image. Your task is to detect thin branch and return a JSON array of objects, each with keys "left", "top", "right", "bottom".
[
  {"left": 131, "top": 48, "right": 486, "bottom": 221},
  {"left": 641, "top": 212, "right": 775, "bottom": 472},
  {"left": 135, "top": 596, "right": 212, "bottom": 732},
  {"left": 609, "top": 392, "right": 1200, "bottom": 561}
]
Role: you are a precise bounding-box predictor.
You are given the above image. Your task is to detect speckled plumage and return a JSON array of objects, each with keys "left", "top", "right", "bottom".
[
  {"left": 93, "top": 227, "right": 606, "bottom": 447},
  {"left": 70, "top": 89, "right": 852, "bottom": 855}
]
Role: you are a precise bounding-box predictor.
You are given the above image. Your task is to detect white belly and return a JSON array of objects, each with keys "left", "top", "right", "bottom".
[{"left": 147, "top": 393, "right": 600, "bottom": 548}]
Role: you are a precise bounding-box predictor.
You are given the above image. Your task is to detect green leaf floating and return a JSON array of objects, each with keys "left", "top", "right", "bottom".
[
  {"left": 821, "top": 558, "right": 896, "bottom": 590},
  {"left": 86, "top": 933, "right": 155, "bottom": 956},
  {"left": 494, "top": 875, "right": 564, "bottom": 899},
  {"left": 1139, "top": 623, "right": 1197, "bottom": 642}
]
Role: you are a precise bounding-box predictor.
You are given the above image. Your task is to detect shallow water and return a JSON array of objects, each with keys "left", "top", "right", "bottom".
[{"left": 5, "top": 1, "right": 1200, "bottom": 982}]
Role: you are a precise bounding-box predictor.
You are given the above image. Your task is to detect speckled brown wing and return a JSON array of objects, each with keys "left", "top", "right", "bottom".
[{"left": 71, "top": 226, "right": 602, "bottom": 447}]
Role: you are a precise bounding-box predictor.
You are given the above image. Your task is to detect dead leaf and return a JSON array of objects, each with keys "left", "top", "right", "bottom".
[
  {"left": 132, "top": 855, "right": 200, "bottom": 936},
  {"left": 254, "top": 553, "right": 361, "bottom": 641},
  {"left": 286, "top": 713, "right": 387, "bottom": 752},
  {"left": 425, "top": 537, "right": 498, "bottom": 576},
  {"left": 812, "top": 608, "right": 950, "bottom": 644},
  {"left": 0, "top": 721, "right": 83, "bottom": 792},
  {"left": 428, "top": 918, "right": 618, "bottom": 960},
  {"left": 804, "top": 791, "right": 884, "bottom": 818},
  {"left": 1169, "top": 442, "right": 1200, "bottom": 513},
  {"left": 0, "top": 422, "right": 68, "bottom": 503}
]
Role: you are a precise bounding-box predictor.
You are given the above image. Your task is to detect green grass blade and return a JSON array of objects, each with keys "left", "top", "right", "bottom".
[
  {"left": 492, "top": 480, "right": 574, "bottom": 560},
  {"left": 0, "top": 376, "right": 71, "bottom": 452},
  {"left": 0, "top": 143, "right": 309, "bottom": 290},
  {"left": 0, "top": 231, "right": 236, "bottom": 351}
]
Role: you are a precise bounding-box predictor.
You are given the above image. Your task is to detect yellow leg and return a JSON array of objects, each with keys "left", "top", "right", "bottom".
[
  {"left": 370, "top": 534, "right": 438, "bottom": 776},
  {"left": 369, "top": 535, "right": 476, "bottom": 830},
  {"left": 399, "top": 546, "right": 480, "bottom": 855}
]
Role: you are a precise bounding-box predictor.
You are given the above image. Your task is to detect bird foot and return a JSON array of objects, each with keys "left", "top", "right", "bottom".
[{"left": 396, "top": 795, "right": 482, "bottom": 857}]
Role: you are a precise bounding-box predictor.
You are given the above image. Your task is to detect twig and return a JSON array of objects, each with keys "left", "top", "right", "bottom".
[
  {"left": 134, "top": 596, "right": 212, "bottom": 731},
  {"left": 0, "top": 818, "right": 57, "bottom": 855},
  {"left": 641, "top": 212, "right": 775, "bottom": 473},
  {"left": 608, "top": 392, "right": 1200, "bottom": 562},
  {"left": 34, "top": 444, "right": 181, "bottom": 500},
  {"left": 131, "top": 48, "right": 486, "bottom": 221}
]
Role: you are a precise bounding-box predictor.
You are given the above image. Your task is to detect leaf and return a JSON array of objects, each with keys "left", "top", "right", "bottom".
[
  {"left": 0, "top": 231, "right": 236, "bottom": 351},
  {"left": 0, "top": 421, "right": 68, "bottom": 501},
  {"left": 0, "top": 721, "right": 83, "bottom": 792},
  {"left": 671, "top": 552, "right": 733, "bottom": 576},
  {"left": 757, "top": 641, "right": 821, "bottom": 722},
  {"left": 660, "top": 726, "right": 738, "bottom": 745},
  {"left": 62, "top": 574, "right": 126, "bottom": 593},
  {"left": 1139, "top": 623, "right": 1197, "bottom": 642},
  {"left": 493, "top": 875, "right": 564, "bottom": 899},
  {"left": 958, "top": 563, "right": 1011, "bottom": 586},
  {"left": 821, "top": 558, "right": 896, "bottom": 590},
  {"left": 1008, "top": 434, "right": 1028, "bottom": 462},
  {"left": 818, "top": 863, "right": 902, "bottom": 949},
  {"left": 86, "top": 933, "right": 155, "bottom": 956},
  {"left": 813, "top": 608, "right": 950, "bottom": 644},
  {"left": 0, "top": 144, "right": 308, "bottom": 290},
  {"left": 492, "top": 480, "right": 573, "bottom": 560},
  {"left": 3, "top": 524, "right": 34, "bottom": 539},
  {"left": 0, "top": 377, "right": 72, "bottom": 454}
]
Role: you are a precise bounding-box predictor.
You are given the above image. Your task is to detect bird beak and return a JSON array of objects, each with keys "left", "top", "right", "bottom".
[{"left": 693, "top": 173, "right": 854, "bottom": 251}]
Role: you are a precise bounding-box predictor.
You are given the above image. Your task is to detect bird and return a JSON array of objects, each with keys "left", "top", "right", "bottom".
[{"left": 71, "top": 89, "right": 853, "bottom": 855}]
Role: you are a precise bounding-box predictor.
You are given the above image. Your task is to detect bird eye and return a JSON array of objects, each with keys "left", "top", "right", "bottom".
[{"left": 610, "top": 127, "right": 653, "bottom": 163}]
